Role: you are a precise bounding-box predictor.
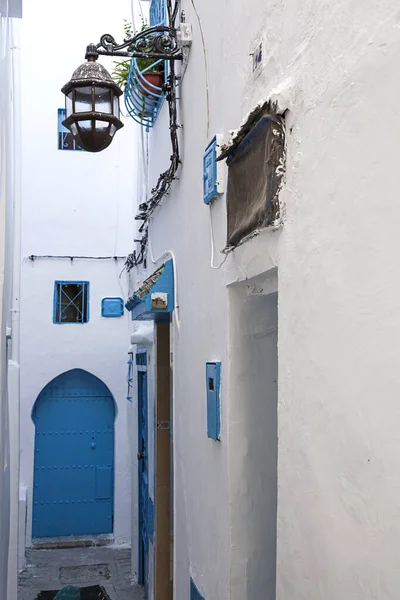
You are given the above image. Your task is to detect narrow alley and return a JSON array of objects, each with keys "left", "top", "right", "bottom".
[
  {"left": 2, "top": 0, "right": 400, "bottom": 598},
  {"left": 18, "top": 547, "right": 144, "bottom": 600}
]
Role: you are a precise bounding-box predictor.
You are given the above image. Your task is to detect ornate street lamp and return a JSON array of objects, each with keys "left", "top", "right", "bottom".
[
  {"left": 61, "top": 21, "right": 183, "bottom": 153},
  {"left": 61, "top": 0, "right": 190, "bottom": 272},
  {"left": 61, "top": 44, "right": 123, "bottom": 153}
]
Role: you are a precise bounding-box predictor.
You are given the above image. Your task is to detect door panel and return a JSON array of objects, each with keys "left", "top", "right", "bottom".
[{"left": 32, "top": 369, "right": 115, "bottom": 538}]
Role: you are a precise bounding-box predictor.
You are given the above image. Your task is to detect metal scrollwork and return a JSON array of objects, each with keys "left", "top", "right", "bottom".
[
  {"left": 95, "top": 0, "right": 184, "bottom": 273},
  {"left": 96, "top": 26, "right": 182, "bottom": 60}
]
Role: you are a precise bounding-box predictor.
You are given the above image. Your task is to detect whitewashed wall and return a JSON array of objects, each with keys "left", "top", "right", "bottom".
[
  {"left": 19, "top": 0, "right": 138, "bottom": 552},
  {"left": 0, "top": 5, "right": 21, "bottom": 598},
  {"left": 134, "top": 0, "right": 400, "bottom": 599}
]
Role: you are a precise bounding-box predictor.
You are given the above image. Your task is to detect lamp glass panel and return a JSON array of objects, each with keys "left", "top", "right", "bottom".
[
  {"left": 113, "top": 95, "right": 120, "bottom": 117},
  {"left": 77, "top": 119, "right": 92, "bottom": 131},
  {"left": 94, "top": 87, "right": 112, "bottom": 114},
  {"left": 95, "top": 120, "right": 108, "bottom": 131},
  {"left": 66, "top": 92, "right": 73, "bottom": 117},
  {"left": 74, "top": 87, "right": 92, "bottom": 113}
]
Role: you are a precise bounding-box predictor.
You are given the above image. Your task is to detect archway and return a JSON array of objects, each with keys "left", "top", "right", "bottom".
[{"left": 32, "top": 369, "right": 115, "bottom": 538}]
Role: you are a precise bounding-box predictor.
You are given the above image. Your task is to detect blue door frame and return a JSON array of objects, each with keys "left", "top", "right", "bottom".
[
  {"left": 137, "top": 351, "right": 149, "bottom": 591},
  {"left": 32, "top": 369, "right": 115, "bottom": 538}
]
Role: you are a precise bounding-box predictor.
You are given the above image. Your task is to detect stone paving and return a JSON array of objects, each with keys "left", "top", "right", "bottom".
[{"left": 18, "top": 546, "right": 145, "bottom": 600}]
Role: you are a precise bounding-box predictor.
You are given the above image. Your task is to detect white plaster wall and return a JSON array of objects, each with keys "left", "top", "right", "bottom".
[
  {"left": 19, "top": 0, "right": 137, "bottom": 549},
  {"left": 1, "top": 11, "right": 21, "bottom": 599},
  {"left": 134, "top": 0, "right": 400, "bottom": 598},
  {"left": 228, "top": 286, "right": 278, "bottom": 600},
  {"left": 0, "top": 14, "right": 14, "bottom": 599}
]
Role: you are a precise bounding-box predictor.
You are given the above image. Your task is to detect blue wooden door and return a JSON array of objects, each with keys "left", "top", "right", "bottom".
[
  {"left": 137, "top": 351, "right": 149, "bottom": 590},
  {"left": 32, "top": 369, "right": 115, "bottom": 538}
]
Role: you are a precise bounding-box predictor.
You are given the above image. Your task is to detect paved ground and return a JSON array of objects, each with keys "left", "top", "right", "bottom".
[{"left": 18, "top": 546, "right": 145, "bottom": 600}]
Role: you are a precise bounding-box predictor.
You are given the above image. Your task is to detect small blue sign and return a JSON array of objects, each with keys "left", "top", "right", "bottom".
[{"left": 102, "top": 297, "right": 124, "bottom": 318}]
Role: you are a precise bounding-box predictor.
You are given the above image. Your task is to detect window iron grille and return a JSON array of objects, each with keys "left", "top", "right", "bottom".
[{"left": 53, "top": 281, "right": 89, "bottom": 324}]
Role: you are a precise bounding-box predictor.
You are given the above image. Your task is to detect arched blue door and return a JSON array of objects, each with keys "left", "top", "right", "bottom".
[{"left": 32, "top": 369, "right": 115, "bottom": 538}]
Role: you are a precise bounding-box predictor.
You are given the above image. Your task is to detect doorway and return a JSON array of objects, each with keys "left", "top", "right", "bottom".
[
  {"left": 32, "top": 369, "right": 115, "bottom": 538},
  {"left": 229, "top": 284, "right": 278, "bottom": 600}
]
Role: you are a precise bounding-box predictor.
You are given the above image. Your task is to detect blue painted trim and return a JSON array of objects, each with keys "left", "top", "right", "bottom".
[
  {"left": 126, "top": 259, "right": 174, "bottom": 322},
  {"left": 53, "top": 281, "right": 90, "bottom": 324}
]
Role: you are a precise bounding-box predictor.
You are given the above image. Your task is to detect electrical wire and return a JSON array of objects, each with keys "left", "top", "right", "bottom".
[
  {"left": 189, "top": 0, "right": 210, "bottom": 136},
  {"left": 28, "top": 255, "right": 126, "bottom": 261},
  {"left": 209, "top": 207, "right": 228, "bottom": 269}
]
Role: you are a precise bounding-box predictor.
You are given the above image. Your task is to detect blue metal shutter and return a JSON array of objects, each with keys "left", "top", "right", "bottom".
[
  {"left": 203, "top": 137, "right": 219, "bottom": 204},
  {"left": 206, "top": 362, "right": 221, "bottom": 440}
]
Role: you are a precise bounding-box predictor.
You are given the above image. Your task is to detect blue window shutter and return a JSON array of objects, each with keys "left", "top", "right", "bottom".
[
  {"left": 190, "top": 578, "right": 205, "bottom": 600},
  {"left": 203, "top": 136, "right": 223, "bottom": 204},
  {"left": 206, "top": 362, "right": 221, "bottom": 440},
  {"left": 102, "top": 297, "right": 124, "bottom": 317}
]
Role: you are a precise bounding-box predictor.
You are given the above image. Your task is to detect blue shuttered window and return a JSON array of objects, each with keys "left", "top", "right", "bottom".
[
  {"left": 206, "top": 362, "right": 221, "bottom": 440},
  {"left": 190, "top": 578, "right": 205, "bottom": 600},
  {"left": 203, "top": 135, "right": 224, "bottom": 204},
  {"left": 53, "top": 281, "right": 89, "bottom": 324},
  {"left": 57, "top": 108, "right": 83, "bottom": 151}
]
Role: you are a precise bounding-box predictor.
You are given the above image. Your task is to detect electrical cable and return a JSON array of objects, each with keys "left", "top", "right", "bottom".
[
  {"left": 28, "top": 255, "right": 126, "bottom": 261},
  {"left": 189, "top": 0, "right": 210, "bottom": 136},
  {"left": 209, "top": 207, "right": 228, "bottom": 269}
]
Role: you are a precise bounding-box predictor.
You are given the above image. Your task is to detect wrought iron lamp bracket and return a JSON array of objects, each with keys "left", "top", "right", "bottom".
[{"left": 86, "top": 25, "right": 183, "bottom": 61}]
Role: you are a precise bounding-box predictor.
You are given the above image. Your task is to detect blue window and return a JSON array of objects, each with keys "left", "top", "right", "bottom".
[
  {"left": 203, "top": 135, "right": 223, "bottom": 204},
  {"left": 58, "top": 108, "right": 83, "bottom": 151},
  {"left": 53, "top": 281, "right": 89, "bottom": 324},
  {"left": 206, "top": 362, "right": 221, "bottom": 440},
  {"left": 190, "top": 578, "right": 205, "bottom": 600},
  {"left": 102, "top": 297, "right": 124, "bottom": 317}
]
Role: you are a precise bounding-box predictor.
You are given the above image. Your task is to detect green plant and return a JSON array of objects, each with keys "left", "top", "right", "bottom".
[{"left": 111, "top": 19, "right": 164, "bottom": 90}]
